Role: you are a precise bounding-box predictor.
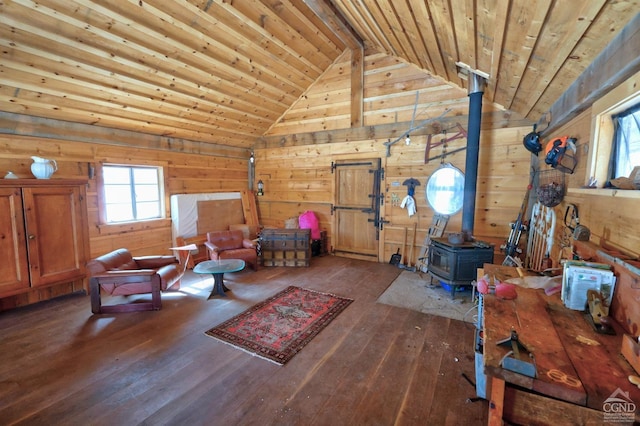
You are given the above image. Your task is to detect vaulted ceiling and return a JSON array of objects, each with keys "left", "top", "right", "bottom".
[{"left": 1, "top": 1, "right": 638, "bottom": 150}]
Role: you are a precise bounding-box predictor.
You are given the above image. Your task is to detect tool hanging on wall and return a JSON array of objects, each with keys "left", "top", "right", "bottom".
[
  {"left": 558, "top": 204, "right": 591, "bottom": 264},
  {"left": 563, "top": 204, "right": 591, "bottom": 241},
  {"left": 501, "top": 168, "right": 535, "bottom": 263},
  {"left": 545, "top": 136, "right": 578, "bottom": 174},
  {"left": 523, "top": 124, "right": 543, "bottom": 156},
  {"left": 383, "top": 107, "right": 451, "bottom": 157},
  {"left": 424, "top": 123, "right": 468, "bottom": 163},
  {"left": 400, "top": 178, "right": 420, "bottom": 217},
  {"left": 402, "top": 178, "right": 421, "bottom": 196}
]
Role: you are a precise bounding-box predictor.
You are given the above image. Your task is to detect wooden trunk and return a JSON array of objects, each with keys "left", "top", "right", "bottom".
[{"left": 260, "top": 229, "right": 311, "bottom": 267}]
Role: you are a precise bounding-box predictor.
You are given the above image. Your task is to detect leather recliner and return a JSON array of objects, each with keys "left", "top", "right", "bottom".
[
  {"left": 87, "top": 248, "right": 184, "bottom": 314},
  {"left": 205, "top": 230, "right": 258, "bottom": 271}
]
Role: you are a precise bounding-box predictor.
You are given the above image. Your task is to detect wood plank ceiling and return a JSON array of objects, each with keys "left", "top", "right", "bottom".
[{"left": 0, "top": 0, "right": 638, "bottom": 150}]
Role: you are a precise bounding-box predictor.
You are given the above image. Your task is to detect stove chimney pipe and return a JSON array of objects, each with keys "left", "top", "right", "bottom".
[{"left": 461, "top": 71, "right": 486, "bottom": 238}]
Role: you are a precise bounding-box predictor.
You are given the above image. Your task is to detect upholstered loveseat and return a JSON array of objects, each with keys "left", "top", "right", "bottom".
[{"left": 87, "top": 248, "right": 184, "bottom": 314}]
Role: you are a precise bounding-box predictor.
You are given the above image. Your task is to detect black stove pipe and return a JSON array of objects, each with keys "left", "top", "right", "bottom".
[{"left": 461, "top": 73, "right": 486, "bottom": 238}]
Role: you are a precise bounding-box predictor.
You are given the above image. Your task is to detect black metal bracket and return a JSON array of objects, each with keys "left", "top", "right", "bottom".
[{"left": 378, "top": 217, "right": 390, "bottom": 230}]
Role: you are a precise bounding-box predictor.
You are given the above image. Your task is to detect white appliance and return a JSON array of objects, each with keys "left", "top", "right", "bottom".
[{"left": 561, "top": 262, "right": 615, "bottom": 311}]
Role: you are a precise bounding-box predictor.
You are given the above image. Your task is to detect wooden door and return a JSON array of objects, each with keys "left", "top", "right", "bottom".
[
  {"left": 333, "top": 158, "right": 382, "bottom": 261},
  {"left": 0, "top": 187, "right": 30, "bottom": 296},
  {"left": 23, "top": 186, "right": 87, "bottom": 287}
]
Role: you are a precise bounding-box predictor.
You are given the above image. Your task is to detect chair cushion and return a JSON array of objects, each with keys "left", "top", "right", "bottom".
[
  {"left": 87, "top": 248, "right": 134, "bottom": 275},
  {"left": 207, "top": 230, "right": 244, "bottom": 250},
  {"left": 114, "top": 260, "right": 139, "bottom": 270},
  {"left": 218, "top": 248, "right": 257, "bottom": 263}
]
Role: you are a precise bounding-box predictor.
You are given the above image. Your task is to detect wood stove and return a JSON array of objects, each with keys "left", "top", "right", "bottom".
[{"left": 428, "top": 237, "right": 494, "bottom": 295}]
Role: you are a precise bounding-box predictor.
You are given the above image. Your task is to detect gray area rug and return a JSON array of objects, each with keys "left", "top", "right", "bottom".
[{"left": 377, "top": 270, "right": 478, "bottom": 323}]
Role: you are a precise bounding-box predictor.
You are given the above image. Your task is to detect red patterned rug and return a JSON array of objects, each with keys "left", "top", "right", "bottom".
[{"left": 205, "top": 286, "right": 353, "bottom": 365}]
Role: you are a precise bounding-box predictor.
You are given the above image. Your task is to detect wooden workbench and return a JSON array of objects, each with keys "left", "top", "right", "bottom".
[{"left": 481, "top": 264, "right": 640, "bottom": 425}]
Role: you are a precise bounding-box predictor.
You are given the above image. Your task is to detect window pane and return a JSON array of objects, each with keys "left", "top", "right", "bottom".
[
  {"left": 615, "top": 108, "right": 640, "bottom": 178},
  {"left": 106, "top": 204, "right": 134, "bottom": 222},
  {"left": 135, "top": 184, "right": 159, "bottom": 202},
  {"left": 104, "top": 185, "right": 132, "bottom": 203},
  {"left": 103, "top": 166, "right": 131, "bottom": 184},
  {"left": 134, "top": 167, "right": 159, "bottom": 184},
  {"left": 136, "top": 202, "right": 160, "bottom": 219}
]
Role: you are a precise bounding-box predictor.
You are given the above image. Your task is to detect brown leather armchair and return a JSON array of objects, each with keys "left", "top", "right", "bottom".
[
  {"left": 87, "top": 246, "right": 194, "bottom": 314},
  {"left": 205, "top": 230, "right": 258, "bottom": 271}
]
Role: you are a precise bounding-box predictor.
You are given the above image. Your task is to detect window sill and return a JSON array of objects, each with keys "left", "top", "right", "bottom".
[
  {"left": 567, "top": 188, "right": 640, "bottom": 199},
  {"left": 97, "top": 218, "right": 171, "bottom": 235}
]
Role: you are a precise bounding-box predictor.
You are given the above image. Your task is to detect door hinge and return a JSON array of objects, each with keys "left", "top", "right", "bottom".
[{"left": 379, "top": 217, "right": 390, "bottom": 230}]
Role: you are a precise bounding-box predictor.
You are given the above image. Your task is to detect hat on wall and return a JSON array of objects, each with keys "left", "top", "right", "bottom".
[{"left": 523, "top": 124, "right": 542, "bottom": 156}]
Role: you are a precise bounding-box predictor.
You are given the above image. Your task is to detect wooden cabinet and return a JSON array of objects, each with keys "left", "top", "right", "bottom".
[{"left": 0, "top": 180, "right": 90, "bottom": 305}]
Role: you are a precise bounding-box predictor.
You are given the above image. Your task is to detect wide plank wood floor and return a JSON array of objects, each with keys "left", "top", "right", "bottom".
[{"left": 0, "top": 255, "right": 488, "bottom": 425}]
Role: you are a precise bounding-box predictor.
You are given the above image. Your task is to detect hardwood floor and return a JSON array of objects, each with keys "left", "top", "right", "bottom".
[{"left": 0, "top": 255, "right": 488, "bottom": 425}]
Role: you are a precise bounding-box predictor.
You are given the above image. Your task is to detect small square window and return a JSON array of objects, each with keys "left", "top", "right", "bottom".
[{"left": 102, "top": 165, "right": 164, "bottom": 223}]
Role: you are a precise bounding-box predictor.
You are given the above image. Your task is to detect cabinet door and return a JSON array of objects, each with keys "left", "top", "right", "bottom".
[
  {"left": 23, "top": 186, "right": 87, "bottom": 287},
  {"left": 0, "top": 188, "right": 30, "bottom": 295}
]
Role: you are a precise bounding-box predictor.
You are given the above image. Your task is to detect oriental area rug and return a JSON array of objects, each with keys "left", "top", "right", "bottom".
[{"left": 205, "top": 286, "right": 353, "bottom": 365}]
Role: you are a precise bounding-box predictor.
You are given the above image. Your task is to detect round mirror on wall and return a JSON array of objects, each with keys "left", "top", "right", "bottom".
[{"left": 426, "top": 163, "right": 465, "bottom": 215}]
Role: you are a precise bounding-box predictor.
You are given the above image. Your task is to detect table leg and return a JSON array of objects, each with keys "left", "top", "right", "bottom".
[
  {"left": 208, "top": 273, "right": 230, "bottom": 299},
  {"left": 488, "top": 376, "right": 505, "bottom": 426}
]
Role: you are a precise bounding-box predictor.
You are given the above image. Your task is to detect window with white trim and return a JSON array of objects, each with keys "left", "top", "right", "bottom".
[
  {"left": 609, "top": 103, "right": 640, "bottom": 179},
  {"left": 589, "top": 71, "right": 640, "bottom": 189},
  {"left": 102, "top": 164, "right": 164, "bottom": 223}
]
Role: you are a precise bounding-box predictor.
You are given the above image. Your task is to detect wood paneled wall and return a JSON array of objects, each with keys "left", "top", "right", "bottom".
[
  {"left": 254, "top": 125, "right": 531, "bottom": 265},
  {"left": 266, "top": 50, "right": 510, "bottom": 136},
  {"left": 257, "top": 50, "right": 640, "bottom": 267},
  {"left": 0, "top": 133, "right": 248, "bottom": 259},
  {"left": 256, "top": 51, "right": 533, "bottom": 265},
  {"left": 541, "top": 109, "right": 640, "bottom": 263}
]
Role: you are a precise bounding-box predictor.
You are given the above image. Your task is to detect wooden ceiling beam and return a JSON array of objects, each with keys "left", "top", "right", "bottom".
[
  {"left": 540, "top": 13, "right": 640, "bottom": 137},
  {"left": 0, "top": 112, "right": 248, "bottom": 157},
  {"left": 255, "top": 111, "right": 532, "bottom": 149},
  {"left": 303, "top": 0, "right": 363, "bottom": 51},
  {"left": 510, "top": 1, "right": 606, "bottom": 118},
  {"left": 350, "top": 45, "right": 364, "bottom": 128}
]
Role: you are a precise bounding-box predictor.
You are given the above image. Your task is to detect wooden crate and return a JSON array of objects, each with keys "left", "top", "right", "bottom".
[{"left": 260, "top": 229, "right": 311, "bottom": 267}]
